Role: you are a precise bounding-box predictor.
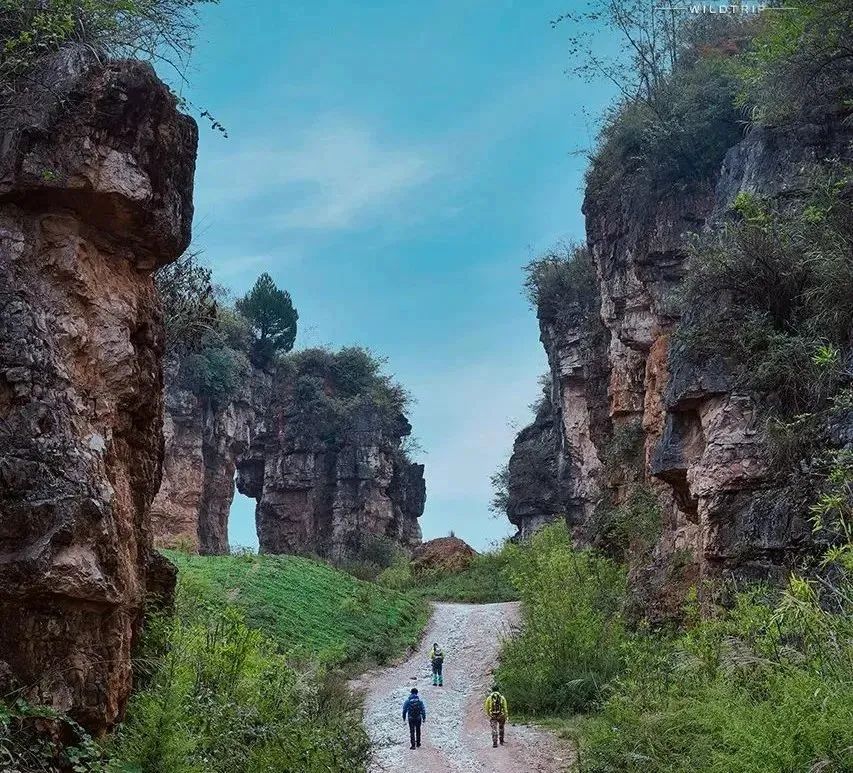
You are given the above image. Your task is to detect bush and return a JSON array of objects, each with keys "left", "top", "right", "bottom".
[
  {"left": 497, "top": 523, "right": 627, "bottom": 714},
  {"left": 377, "top": 550, "right": 519, "bottom": 604},
  {"left": 576, "top": 578, "right": 853, "bottom": 773},
  {"left": 110, "top": 608, "right": 371, "bottom": 773},
  {"left": 279, "top": 346, "right": 411, "bottom": 442},
  {"left": 179, "top": 342, "right": 250, "bottom": 404},
  {"left": 0, "top": 0, "right": 215, "bottom": 94},
  {"left": 737, "top": 0, "right": 853, "bottom": 124},
  {"left": 587, "top": 484, "right": 663, "bottom": 558},
  {"left": 524, "top": 243, "right": 598, "bottom": 328},
  {"left": 677, "top": 176, "right": 853, "bottom": 469},
  {"left": 587, "top": 47, "right": 744, "bottom": 207}
]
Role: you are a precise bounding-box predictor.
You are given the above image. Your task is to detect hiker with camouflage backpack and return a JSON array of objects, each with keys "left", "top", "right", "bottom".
[{"left": 484, "top": 685, "right": 508, "bottom": 748}]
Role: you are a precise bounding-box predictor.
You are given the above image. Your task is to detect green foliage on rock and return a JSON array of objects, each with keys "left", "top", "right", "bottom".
[
  {"left": 0, "top": 0, "right": 216, "bottom": 93},
  {"left": 110, "top": 581, "right": 371, "bottom": 772},
  {"left": 278, "top": 346, "right": 411, "bottom": 441},
  {"left": 737, "top": 0, "right": 853, "bottom": 124},
  {"left": 179, "top": 342, "right": 250, "bottom": 404},
  {"left": 236, "top": 273, "right": 298, "bottom": 366},
  {"left": 496, "top": 520, "right": 853, "bottom": 773},
  {"left": 524, "top": 243, "right": 598, "bottom": 329},
  {"left": 103, "top": 551, "right": 430, "bottom": 772},
  {"left": 678, "top": 175, "right": 853, "bottom": 471}
]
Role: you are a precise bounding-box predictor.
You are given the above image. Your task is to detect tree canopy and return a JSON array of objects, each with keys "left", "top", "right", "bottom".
[{"left": 236, "top": 273, "right": 299, "bottom": 366}]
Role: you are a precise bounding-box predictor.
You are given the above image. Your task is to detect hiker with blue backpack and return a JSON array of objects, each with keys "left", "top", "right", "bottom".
[{"left": 402, "top": 687, "right": 426, "bottom": 750}]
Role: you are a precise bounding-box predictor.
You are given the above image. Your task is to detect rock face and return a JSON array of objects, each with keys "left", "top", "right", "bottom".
[
  {"left": 508, "top": 111, "right": 853, "bottom": 617},
  {"left": 153, "top": 367, "right": 425, "bottom": 559},
  {"left": 151, "top": 366, "right": 271, "bottom": 554},
  {"left": 0, "top": 47, "right": 196, "bottom": 734},
  {"left": 504, "top": 392, "right": 566, "bottom": 540}
]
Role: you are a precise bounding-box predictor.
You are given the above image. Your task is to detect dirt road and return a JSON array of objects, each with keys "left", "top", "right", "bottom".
[{"left": 358, "top": 602, "right": 573, "bottom": 772}]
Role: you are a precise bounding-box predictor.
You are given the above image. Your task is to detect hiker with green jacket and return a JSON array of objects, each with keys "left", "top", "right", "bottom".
[{"left": 484, "top": 686, "right": 508, "bottom": 748}]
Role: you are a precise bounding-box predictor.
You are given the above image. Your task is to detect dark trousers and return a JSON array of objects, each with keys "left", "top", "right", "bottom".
[{"left": 408, "top": 719, "right": 422, "bottom": 747}]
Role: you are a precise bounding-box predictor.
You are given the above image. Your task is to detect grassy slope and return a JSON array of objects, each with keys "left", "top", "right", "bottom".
[{"left": 164, "top": 550, "right": 429, "bottom": 666}]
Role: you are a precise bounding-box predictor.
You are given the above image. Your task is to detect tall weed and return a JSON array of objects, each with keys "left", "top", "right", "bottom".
[{"left": 497, "top": 524, "right": 627, "bottom": 714}]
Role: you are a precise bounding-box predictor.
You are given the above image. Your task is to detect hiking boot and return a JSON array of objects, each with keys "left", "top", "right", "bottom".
[
  {"left": 410, "top": 744, "right": 416, "bottom": 750},
  {"left": 493, "top": 741, "right": 498, "bottom": 748}
]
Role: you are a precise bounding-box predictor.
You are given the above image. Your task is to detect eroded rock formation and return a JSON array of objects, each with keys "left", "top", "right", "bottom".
[
  {"left": 153, "top": 364, "right": 425, "bottom": 559},
  {"left": 508, "top": 107, "right": 853, "bottom": 620},
  {"left": 0, "top": 47, "right": 196, "bottom": 733}
]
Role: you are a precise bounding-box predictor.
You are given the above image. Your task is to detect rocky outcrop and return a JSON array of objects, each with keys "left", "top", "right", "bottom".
[
  {"left": 151, "top": 366, "right": 271, "bottom": 553},
  {"left": 510, "top": 107, "right": 853, "bottom": 618},
  {"left": 153, "top": 363, "right": 425, "bottom": 560},
  {"left": 412, "top": 536, "right": 476, "bottom": 574},
  {"left": 240, "top": 383, "right": 424, "bottom": 561},
  {"left": 0, "top": 47, "right": 196, "bottom": 733},
  {"left": 504, "top": 391, "right": 566, "bottom": 540}
]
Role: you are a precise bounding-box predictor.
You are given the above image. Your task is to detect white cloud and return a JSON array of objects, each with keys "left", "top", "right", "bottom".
[{"left": 196, "top": 119, "right": 436, "bottom": 232}]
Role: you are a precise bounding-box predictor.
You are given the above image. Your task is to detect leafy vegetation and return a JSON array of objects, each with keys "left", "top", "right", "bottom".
[
  {"left": 108, "top": 559, "right": 383, "bottom": 773},
  {"left": 1, "top": 551, "right": 428, "bottom": 771},
  {"left": 524, "top": 243, "right": 599, "bottom": 329},
  {"left": 738, "top": 0, "right": 853, "bottom": 124},
  {"left": 678, "top": 176, "right": 853, "bottom": 471},
  {"left": 157, "top": 257, "right": 304, "bottom": 403},
  {"left": 236, "top": 273, "right": 299, "bottom": 367},
  {"left": 378, "top": 549, "right": 519, "bottom": 604},
  {"left": 164, "top": 550, "right": 428, "bottom": 666},
  {"left": 496, "top": 519, "right": 853, "bottom": 773},
  {"left": 278, "top": 346, "right": 412, "bottom": 443},
  {"left": 0, "top": 0, "right": 216, "bottom": 97},
  {"left": 496, "top": 524, "right": 627, "bottom": 715}
]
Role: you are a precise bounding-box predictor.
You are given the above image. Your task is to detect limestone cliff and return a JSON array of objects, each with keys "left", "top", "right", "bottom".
[
  {"left": 508, "top": 104, "right": 853, "bottom": 619},
  {"left": 153, "top": 350, "right": 425, "bottom": 559},
  {"left": 0, "top": 47, "right": 196, "bottom": 733}
]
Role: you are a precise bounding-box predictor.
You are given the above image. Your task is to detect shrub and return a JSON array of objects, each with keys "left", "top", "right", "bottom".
[
  {"left": 377, "top": 550, "right": 519, "bottom": 604},
  {"left": 677, "top": 174, "right": 853, "bottom": 469},
  {"left": 576, "top": 576, "right": 853, "bottom": 773},
  {"left": 279, "top": 346, "right": 411, "bottom": 442},
  {"left": 497, "top": 523, "right": 627, "bottom": 714},
  {"left": 587, "top": 42, "right": 744, "bottom": 208},
  {"left": 524, "top": 243, "right": 598, "bottom": 328},
  {"left": 0, "top": 0, "right": 216, "bottom": 95},
  {"left": 587, "top": 484, "right": 663, "bottom": 558},
  {"left": 737, "top": 0, "right": 853, "bottom": 124},
  {"left": 110, "top": 608, "right": 371, "bottom": 773},
  {"left": 179, "top": 341, "right": 250, "bottom": 404}
]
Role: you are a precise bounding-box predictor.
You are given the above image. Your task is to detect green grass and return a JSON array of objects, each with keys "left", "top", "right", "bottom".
[
  {"left": 377, "top": 551, "right": 519, "bottom": 604},
  {"left": 164, "top": 550, "right": 429, "bottom": 666}
]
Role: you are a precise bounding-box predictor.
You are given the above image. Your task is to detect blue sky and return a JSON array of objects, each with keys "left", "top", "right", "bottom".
[{"left": 180, "top": 0, "right": 616, "bottom": 551}]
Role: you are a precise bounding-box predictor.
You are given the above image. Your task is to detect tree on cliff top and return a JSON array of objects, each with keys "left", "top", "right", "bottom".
[{"left": 236, "top": 273, "right": 299, "bottom": 367}]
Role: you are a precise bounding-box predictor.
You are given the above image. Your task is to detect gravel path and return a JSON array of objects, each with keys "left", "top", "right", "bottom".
[{"left": 355, "top": 602, "right": 574, "bottom": 773}]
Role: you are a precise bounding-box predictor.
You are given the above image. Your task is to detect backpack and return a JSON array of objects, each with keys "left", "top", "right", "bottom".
[
  {"left": 489, "top": 692, "right": 503, "bottom": 717},
  {"left": 407, "top": 697, "right": 423, "bottom": 721}
]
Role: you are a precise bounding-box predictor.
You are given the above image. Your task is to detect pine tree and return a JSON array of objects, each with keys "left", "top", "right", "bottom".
[{"left": 236, "top": 273, "right": 298, "bottom": 365}]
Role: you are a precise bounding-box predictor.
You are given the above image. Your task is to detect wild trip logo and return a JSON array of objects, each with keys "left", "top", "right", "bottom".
[{"left": 655, "top": 3, "right": 785, "bottom": 12}]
